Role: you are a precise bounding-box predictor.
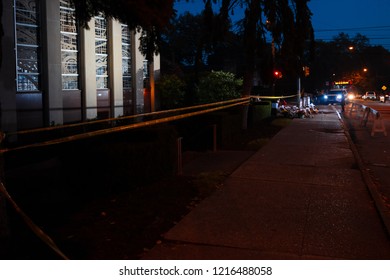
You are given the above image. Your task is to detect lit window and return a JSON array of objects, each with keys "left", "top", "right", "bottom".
[
  {"left": 95, "top": 15, "right": 108, "bottom": 89},
  {"left": 15, "top": 0, "right": 40, "bottom": 92},
  {"left": 60, "top": 0, "right": 79, "bottom": 90},
  {"left": 121, "top": 25, "right": 132, "bottom": 91}
]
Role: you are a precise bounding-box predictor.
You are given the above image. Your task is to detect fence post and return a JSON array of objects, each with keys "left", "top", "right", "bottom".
[
  {"left": 371, "top": 112, "right": 387, "bottom": 136},
  {"left": 361, "top": 107, "right": 370, "bottom": 127}
]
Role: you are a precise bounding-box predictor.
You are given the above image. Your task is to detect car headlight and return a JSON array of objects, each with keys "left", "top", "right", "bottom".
[
  {"left": 337, "top": 94, "right": 342, "bottom": 100},
  {"left": 324, "top": 95, "right": 328, "bottom": 99},
  {"left": 348, "top": 94, "right": 355, "bottom": 100}
]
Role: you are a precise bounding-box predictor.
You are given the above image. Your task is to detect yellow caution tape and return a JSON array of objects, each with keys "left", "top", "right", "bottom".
[{"left": 0, "top": 181, "right": 69, "bottom": 260}]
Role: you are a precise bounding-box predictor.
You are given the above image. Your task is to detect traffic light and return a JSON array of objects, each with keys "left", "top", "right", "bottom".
[
  {"left": 273, "top": 70, "right": 282, "bottom": 79},
  {"left": 303, "top": 66, "right": 310, "bottom": 77}
]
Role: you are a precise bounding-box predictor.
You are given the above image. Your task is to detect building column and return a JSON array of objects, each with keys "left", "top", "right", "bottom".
[
  {"left": 80, "top": 20, "right": 97, "bottom": 120},
  {"left": 42, "top": 0, "right": 63, "bottom": 126},
  {"left": 132, "top": 31, "right": 161, "bottom": 114},
  {"left": 0, "top": 0, "right": 17, "bottom": 133}
]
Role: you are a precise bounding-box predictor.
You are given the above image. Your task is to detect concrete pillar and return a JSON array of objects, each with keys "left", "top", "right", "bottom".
[
  {"left": 42, "top": 0, "right": 63, "bottom": 125},
  {"left": 132, "top": 30, "right": 161, "bottom": 114},
  {"left": 0, "top": 0, "right": 14, "bottom": 246},
  {"left": 0, "top": 0, "right": 17, "bottom": 133},
  {"left": 80, "top": 20, "right": 97, "bottom": 120}
]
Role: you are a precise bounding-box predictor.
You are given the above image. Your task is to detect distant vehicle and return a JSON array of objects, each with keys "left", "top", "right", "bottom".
[
  {"left": 346, "top": 92, "right": 356, "bottom": 101},
  {"left": 362, "top": 91, "right": 376, "bottom": 100},
  {"left": 320, "top": 89, "right": 346, "bottom": 104},
  {"left": 379, "top": 93, "right": 389, "bottom": 102}
]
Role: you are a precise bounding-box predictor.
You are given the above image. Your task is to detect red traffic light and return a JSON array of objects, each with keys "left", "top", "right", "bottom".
[{"left": 274, "top": 70, "right": 282, "bottom": 79}]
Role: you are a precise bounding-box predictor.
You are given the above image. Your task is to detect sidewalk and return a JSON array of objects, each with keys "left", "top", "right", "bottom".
[{"left": 142, "top": 106, "right": 390, "bottom": 260}]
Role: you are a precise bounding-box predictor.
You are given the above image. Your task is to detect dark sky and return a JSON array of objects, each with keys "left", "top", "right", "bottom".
[
  {"left": 308, "top": 0, "right": 390, "bottom": 49},
  {"left": 174, "top": 0, "right": 390, "bottom": 49}
]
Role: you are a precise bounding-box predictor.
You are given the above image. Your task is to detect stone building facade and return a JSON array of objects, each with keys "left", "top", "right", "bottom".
[{"left": 0, "top": 0, "right": 160, "bottom": 132}]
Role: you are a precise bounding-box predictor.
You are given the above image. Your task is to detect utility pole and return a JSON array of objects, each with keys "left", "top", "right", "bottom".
[{"left": 298, "top": 76, "right": 301, "bottom": 107}]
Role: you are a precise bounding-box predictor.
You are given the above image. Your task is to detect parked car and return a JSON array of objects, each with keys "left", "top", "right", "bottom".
[
  {"left": 379, "top": 93, "right": 389, "bottom": 102},
  {"left": 362, "top": 91, "right": 376, "bottom": 100}
]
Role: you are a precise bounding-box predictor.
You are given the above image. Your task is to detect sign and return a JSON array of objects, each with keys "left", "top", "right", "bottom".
[{"left": 334, "top": 80, "right": 352, "bottom": 85}]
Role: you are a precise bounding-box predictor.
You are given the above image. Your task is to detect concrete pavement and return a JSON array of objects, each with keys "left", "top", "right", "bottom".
[{"left": 142, "top": 105, "right": 390, "bottom": 260}]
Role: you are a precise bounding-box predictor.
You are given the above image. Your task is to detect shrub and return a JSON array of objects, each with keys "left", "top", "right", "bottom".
[
  {"left": 156, "top": 74, "right": 186, "bottom": 109},
  {"left": 197, "top": 71, "right": 242, "bottom": 104}
]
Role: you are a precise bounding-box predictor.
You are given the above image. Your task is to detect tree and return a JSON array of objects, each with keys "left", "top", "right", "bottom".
[
  {"left": 217, "top": 0, "right": 314, "bottom": 128},
  {"left": 305, "top": 33, "right": 390, "bottom": 94},
  {"left": 70, "top": 0, "right": 174, "bottom": 59},
  {"left": 197, "top": 70, "right": 242, "bottom": 103}
]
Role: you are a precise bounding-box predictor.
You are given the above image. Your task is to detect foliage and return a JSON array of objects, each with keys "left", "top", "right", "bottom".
[
  {"left": 156, "top": 74, "right": 186, "bottom": 109},
  {"left": 70, "top": 0, "right": 175, "bottom": 60},
  {"left": 71, "top": 0, "right": 174, "bottom": 30},
  {"left": 161, "top": 12, "right": 205, "bottom": 68},
  {"left": 306, "top": 33, "right": 390, "bottom": 93},
  {"left": 161, "top": 0, "right": 314, "bottom": 98},
  {"left": 197, "top": 71, "right": 242, "bottom": 103}
]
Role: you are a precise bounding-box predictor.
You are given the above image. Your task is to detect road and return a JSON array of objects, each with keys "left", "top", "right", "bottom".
[
  {"left": 342, "top": 99, "right": 390, "bottom": 236},
  {"left": 350, "top": 99, "right": 390, "bottom": 117}
]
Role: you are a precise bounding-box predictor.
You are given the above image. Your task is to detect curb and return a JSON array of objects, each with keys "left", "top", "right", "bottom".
[{"left": 336, "top": 107, "right": 390, "bottom": 238}]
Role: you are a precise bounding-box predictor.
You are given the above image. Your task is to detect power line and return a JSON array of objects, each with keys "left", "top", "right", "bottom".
[{"left": 315, "top": 25, "right": 390, "bottom": 32}]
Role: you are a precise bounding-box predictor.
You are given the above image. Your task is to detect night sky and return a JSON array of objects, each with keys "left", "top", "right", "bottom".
[{"left": 174, "top": 0, "right": 390, "bottom": 49}]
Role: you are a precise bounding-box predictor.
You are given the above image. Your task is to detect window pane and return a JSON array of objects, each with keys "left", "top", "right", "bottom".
[
  {"left": 62, "top": 52, "right": 78, "bottom": 74},
  {"left": 95, "top": 39, "right": 107, "bottom": 54},
  {"left": 62, "top": 75, "right": 78, "bottom": 90},
  {"left": 123, "top": 77, "right": 132, "bottom": 89},
  {"left": 96, "top": 77, "right": 108, "bottom": 89},
  {"left": 122, "top": 59, "right": 132, "bottom": 75},
  {"left": 16, "top": 0, "right": 37, "bottom": 26},
  {"left": 122, "top": 44, "right": 131, "bottom": 58},
  {"left": 60, "top": 12, "right": 77, "bottom": 33},
  {"left": 17, "top": 74, "right": 39, "bottom": 91},
  {"left": 96, "top": 55, "right": 108, "bottom": 75},
  {"left": 16, "top": 25, "right": 38, "bottom": 45},
  {"left": 61, "top": 33, "right": 78, "bottom": 51},
  {"left": 95, "top": 17, "right": 107, "bottom": 38},
  {"left": 17, "top": 46, "right": 39, "bottom": 73},
  {"left": 121, "top": 25, "right": 131, "bottom": 44}
]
